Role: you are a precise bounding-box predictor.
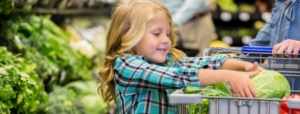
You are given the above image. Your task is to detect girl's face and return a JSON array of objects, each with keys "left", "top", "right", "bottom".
[{"left": 133, "top": 14, "right": 171, "bottom": 63}]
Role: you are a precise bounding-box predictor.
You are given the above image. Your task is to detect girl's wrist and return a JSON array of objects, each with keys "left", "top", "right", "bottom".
[
  {"left": 198, "top": 69, "right": 226, "bottom": 86},
  {"left": 244, "top": 62, "right": 255, "bottom": 71},
  {"left": 212, "top": 70, "right": 232, "bottom": 83}
]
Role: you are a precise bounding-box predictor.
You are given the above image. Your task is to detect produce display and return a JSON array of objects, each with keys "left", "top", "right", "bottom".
[
  {"left": 0, "top": 5, "right": 110, "bottom": 113},
  {"left": 219, "top": 28, "right": 256, "bottom": 39},
  {"left": 0, "top": 14, "right": 93, "bottom": 87},
  {"left": 0, "top": 0, "right": 14, "bottom": 14},
  {"left": 5, "top": 0, "right": 115, "bottom": 10},
  {"left": 184, "top": 70, "right": 291, "bottom": 114},
  {"left": 212, "top": 0, "right": 271, "bottom": 46},
  {"left": 37, "top": 81, "right": 110, "bottom": 114},
  {"left": 0, "top": 47, "right": 46, "bottom": 114},
  {"left": 217, "top": 0, "right": 238, "bottom": 13}
]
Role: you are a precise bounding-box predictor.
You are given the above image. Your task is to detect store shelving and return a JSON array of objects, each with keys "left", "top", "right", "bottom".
[
  {"left": 212, "top": 0, "right": 274, "bottom": 46},
  {"left": 0, "top": 0, "right": 114, "bottom": 114},
  {"left": 12, "top": 8, "right": 112, "bottom": 15}
]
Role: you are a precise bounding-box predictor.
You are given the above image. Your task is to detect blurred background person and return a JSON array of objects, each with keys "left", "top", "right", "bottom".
[{"left": 161, "top": 0, "right": 217, "bottom": 57}]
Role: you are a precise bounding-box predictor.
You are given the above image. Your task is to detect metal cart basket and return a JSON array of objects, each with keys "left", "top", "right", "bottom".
[{"left": 170, "top": 46, "right": 300, "bottom": 114}]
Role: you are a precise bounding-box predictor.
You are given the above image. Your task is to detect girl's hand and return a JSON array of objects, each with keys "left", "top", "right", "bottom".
[
  {"left": 245, "top": 62, "right": 266, "bottom": 72},
  {"left": 226, "top": 70, "right": 260, "bottom": 98}
]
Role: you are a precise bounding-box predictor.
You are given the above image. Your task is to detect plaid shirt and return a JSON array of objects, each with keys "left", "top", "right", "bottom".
[{"left": 114, "top": 54, "right": 229, "bottom": 114}]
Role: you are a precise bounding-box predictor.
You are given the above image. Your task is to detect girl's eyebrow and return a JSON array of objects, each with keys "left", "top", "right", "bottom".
[
  {"left": 152, "top": 27, "right": 170, "bottom": 31},
  {"left": 151, "top": 28, "right": 162, "bottom": 31}
]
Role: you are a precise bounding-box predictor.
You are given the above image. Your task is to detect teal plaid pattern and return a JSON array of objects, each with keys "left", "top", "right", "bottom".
[{"left": 114, "top": 54, "right": 229, "bottom": 114}]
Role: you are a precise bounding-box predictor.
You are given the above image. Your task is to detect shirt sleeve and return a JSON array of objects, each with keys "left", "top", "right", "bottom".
[
  {"left": 249, "top": 22, "right": 272, "bottom": 46},
  {"left": 173, "top": 0, "right": 210, "bottom": 26},
  {"left": 249, "top": 2, "right": 279, "bottom": 46},
  {"left": 114, "top": 55, "right": 200, "bottom": 95},
  {"left": 176, "top": 54, "right": 230, "bottom": 70}
]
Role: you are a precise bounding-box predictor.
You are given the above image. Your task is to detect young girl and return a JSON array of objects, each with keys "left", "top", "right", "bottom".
[{"left": 98, "top": 0, "right": 264, "bottom": 113}]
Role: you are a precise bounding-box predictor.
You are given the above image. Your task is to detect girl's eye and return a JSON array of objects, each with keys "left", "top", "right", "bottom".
[
  {"left": 167, "top": 34, "right": 170, "bottom": 37},
  {"left": 153, "top": 33, "right": 160, "bottom": 36}
]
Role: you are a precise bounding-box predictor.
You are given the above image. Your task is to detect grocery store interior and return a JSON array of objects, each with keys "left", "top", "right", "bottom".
[{"left": 2, "top": 0, "right": 300, "bottom": 114}]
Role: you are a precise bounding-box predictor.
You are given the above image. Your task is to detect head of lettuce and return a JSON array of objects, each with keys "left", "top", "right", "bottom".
[{"left": 251, "top": 70, "right": 291, "bottom": 98}]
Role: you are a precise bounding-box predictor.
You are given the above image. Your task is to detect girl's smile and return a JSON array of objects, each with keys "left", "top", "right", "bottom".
[{"left": 157, "top": 48, "right": 168, "bottom": 53}]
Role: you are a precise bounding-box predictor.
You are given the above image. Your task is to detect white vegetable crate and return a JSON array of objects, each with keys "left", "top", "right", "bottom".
[{"left": 170, "top": 47, "right": 300, "bottom": 114}]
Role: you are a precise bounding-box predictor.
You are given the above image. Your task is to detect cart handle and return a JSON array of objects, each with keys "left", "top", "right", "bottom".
[{"left": 242, "top": 46, "right": 300, "bottom": 54}]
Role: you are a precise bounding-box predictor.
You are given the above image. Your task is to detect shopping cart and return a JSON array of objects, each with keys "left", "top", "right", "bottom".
[{"left": 170, "top": 46, "right": 300, "bottom": 114}]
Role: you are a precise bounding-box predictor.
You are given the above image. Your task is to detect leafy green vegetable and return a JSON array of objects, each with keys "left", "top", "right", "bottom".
[
  {"left": 36, "top": 86, "right": 85, "bottom": 114},
  {"left": 0, "top": 0, "right": 14, "bottom": 14},
  {"left": 37, "top": 81, "right": 111, "bottom": 114},
  {"left": 185, "top": 84, "right": 231, "bottom": 114},
  {"left": 185, "top": 70, "right": 291, "bottom": 114},
  {"left": 251, "top": 70, "right": 290, "bottom": 98},
  {"left": 0, "top": 47, "right": 45, "bottom": 114},
  {"left": 0, "top": 14, "right": 94, "bottom": 87},
  {"left": 184, "top": 84, "right": 203, "bottom": 94},
  {"left": 65, "top": 80, "right": 111, "bottom": 114}
]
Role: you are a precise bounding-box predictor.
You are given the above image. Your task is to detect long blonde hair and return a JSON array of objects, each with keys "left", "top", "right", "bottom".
[{"left": 98, "top": 0, "right": 186, "bottom": 102}]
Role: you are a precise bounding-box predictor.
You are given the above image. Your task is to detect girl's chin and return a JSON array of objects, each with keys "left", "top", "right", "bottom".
[
  {"left": 152, "top": 57, "right": 166, "bottom": 63},
  {"left": 145, "top": 54, "right": 167, "bottom": 63}
]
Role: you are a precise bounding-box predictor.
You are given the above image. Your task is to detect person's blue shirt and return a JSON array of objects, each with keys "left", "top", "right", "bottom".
[
  {"left": 249, "top": 0, "right": 300, "bottom": 91},
  {"left": 250, "top": 0, "right": 300, "bottom": 47}
]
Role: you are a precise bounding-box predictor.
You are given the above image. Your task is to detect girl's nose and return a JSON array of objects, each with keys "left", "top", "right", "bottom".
[{"left": 161, "top": 34, "right": 170, "bottom": 44}]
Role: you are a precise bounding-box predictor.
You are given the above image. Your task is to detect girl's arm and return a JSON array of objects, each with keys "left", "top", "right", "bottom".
[
  {"left": 178, "top": 55, "right": 264, "bottom": 71},
  {"left": 221, "top": 59, "right": 265, "bottom": 71},
  {"left": 114, "top": 55, "right": 201, "bottom": 95},
  {"left": 176, "top": 55, "right": 254, "bottom": 85},
  {"left": 175, "top": 55, "right": 260, "bottom": 97},
  {"left": 176, "top": 54, "right": 230, "bottom": 70},
  {"left": 221, "top": 59, "right": 252, "bottom": 71}
]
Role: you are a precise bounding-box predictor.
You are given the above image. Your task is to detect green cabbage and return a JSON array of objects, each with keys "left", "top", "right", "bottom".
[
  {"left": 185, "top": 70, "right": 291, "bottom": 114},
  {"left": 251, "top": 70, "right": 290, "bottom": 98}
]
